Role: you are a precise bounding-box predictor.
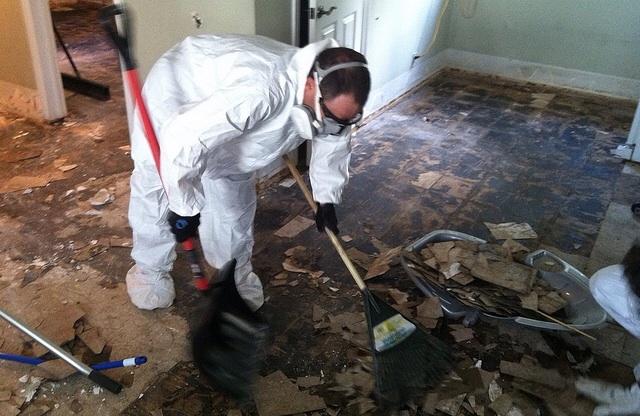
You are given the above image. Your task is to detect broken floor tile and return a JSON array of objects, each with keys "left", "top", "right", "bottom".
[
  {"left": 341, "top": 235, "right": 353, "bottom": 242},
  {"left": 538, "top": 291, "right": 568, "bottom": 315},
  {"left": 274, "top": 216, "right": 315, "bottom": 238},
  {"left": 451, "top": 328, "right": 475, "bottom": 343},
  {"left": 89, "top": 188, "right": 114, "bottom": 207},
  {"left": 334, "top": 366, "right": 375, "bottom": 397},
  {"left": 519, "top": 292, "right": 539, "bottom": 311},
  {"left": 388, "top": 288, "right": 409, "bottom": 305},
  {"left": 282, "top": 258, "right": 323, "bottom": 278},
  {"left": 78, "top": 327, "right": 106, "bottom": 354},
  {"left": 470, "top": 260, "right": 536, "bottom": 294},
  {"left": 416, "top": 317, "right": 439, "bottom": 329},
  {"left": 411, "top": 172, "right": 443, "bottom": 190},
  {"left": 0, "top": 403, "right": 19, "bottom": 416},
  {"left": 502, "top": 239, "right": 530, "bottom": 255},
  {"left": 489, "top": 379, "right": 503, "bottom": 402},
  {"left": 417, "top": 297, "right": 443, "bottom": 319},
  {"left": 109, "top": 236, "right": 132, "bottom": 248},
  {"left": 484, "top": 222, "right": 538, "bottom": 240},
  {"left": 442, "top": 262, "right": 462, "bottom": 279},
  {"left": 436, "top": 393, "right": 466, "bottom": 416},
  {"left": 430, "top": 241, "right": 455, "bottom": 263},
  {"left": 296, "top": 376, "right": 322, "bottom": 388},
  {"left": 273, "top": 272, "right": 288, "bottom": 280},
  {"left": 58, "top": 164, "right": 78, "bottom": 172},
  {"left": 364, "top": 246, "right": 402, "bottom": 280},
  {"left": 499, "top": 360, "right": 565, "bottom": 389},
  {"left": 489, "top": 393, "right": 513, "bottom": 416},
  {"left": 284, "top": 245, "right": 306, "bottom": 257},
  {"left": 346, "top": 247, "right": 373, "bottom": 270},
  {"left": 254, "top": 371, "right": 326, "bottom": 416},
  {"left": 33, "top": 359, "right": 78, "bottom": 380},
  {"left": 278, "top": 177, "right": 296, "bottom": 188},
  {"left": 1, "top": 149, "right": 42, "bottom": 163},
  {"left": 0, "top": 172, "right": 66, "bottom": 194}
]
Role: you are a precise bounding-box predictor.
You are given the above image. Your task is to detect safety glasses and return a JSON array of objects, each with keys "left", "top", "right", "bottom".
[
  {"left": 313, "top": 75, "right": 362, "bottom": 136},
  {"left": 319, "top": 97, "right": 362, "bottom": 134}
]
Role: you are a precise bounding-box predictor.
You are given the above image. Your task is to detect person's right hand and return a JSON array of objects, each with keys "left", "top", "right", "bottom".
[
  {"left": 315, "top": 203, "right": 339, "bottom": 234},
  {"left": 168, "top": 212, "right": 200, "bottom": 243}
]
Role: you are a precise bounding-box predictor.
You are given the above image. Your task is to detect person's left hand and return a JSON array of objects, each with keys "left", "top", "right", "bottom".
[{"left": 315, "top": 203, "right": 339, "bottom": 234}]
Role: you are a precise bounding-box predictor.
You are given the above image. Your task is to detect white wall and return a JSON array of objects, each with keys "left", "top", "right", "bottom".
[
  {"left": 255, "top": 0, "right": 293, "bottom": 44},
  {"left": 442, "top": 0, "right": 640, "bottom": 99},
  {"left": 446, "top": 0, "right": 640, "bottom": 81},
  {"left": 121, "top": 0, "right": 256, "bottom": 79},
  {"left": 363, "top": 0, "right": 450, "bottom": 114}
]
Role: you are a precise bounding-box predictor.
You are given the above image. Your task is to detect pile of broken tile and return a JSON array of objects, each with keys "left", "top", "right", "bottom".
[
  {"left": 255, "top": 217, "right": 601, "bottom": 416},
  {"left": 402, "top": 239, "right": 568, "bottom": 319}
]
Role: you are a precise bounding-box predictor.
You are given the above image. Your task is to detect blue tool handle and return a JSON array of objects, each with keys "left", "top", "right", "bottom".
[
  {"left": 92, "top": 356, "right": 148, "bottom": 370},
  {"left": 0, "top": 353, "right": 147, "bottom": 371},
  {"left": 0, "top": 353, "right": 43, "bottom": 365}
]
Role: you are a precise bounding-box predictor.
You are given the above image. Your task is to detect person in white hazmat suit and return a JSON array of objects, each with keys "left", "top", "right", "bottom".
[
  {"left": 125, "top": 34, "right": 371, "bottom": 311},
  {"left": 575, "top": 242, "right": 640, "bottom": 415}
]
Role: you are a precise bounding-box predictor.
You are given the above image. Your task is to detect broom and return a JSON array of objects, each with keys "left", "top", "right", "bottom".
[{"left": 283, "top": 155, "right": 452, "bottom": 405}]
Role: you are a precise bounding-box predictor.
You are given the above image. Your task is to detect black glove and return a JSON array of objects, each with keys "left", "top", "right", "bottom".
[
  {"left": 168, "top": 211, "right": 200, "bottom": 243},
  {"left": 315, "top": 203, "right": 339, "bottom": 234}
]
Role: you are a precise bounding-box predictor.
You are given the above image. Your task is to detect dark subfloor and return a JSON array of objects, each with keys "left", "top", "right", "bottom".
[
  {"left": 1, "top": 5, "right": 639, "bottom": 416},
  {"left": 138, "top": 71, "right": 637, "bottom": 415}
]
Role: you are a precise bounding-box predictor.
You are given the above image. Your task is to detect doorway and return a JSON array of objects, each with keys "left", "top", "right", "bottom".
[{"left": 49, "top": 0, "right": 118, "bottom": 102}]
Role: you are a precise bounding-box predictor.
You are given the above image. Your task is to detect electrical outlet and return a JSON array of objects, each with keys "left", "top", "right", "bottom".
[
  {"left": 191, "top": 12, "right": 203, "bottom": 29},
  {"left": 411, "top": 54, "right": 421, "bottom": 69}
]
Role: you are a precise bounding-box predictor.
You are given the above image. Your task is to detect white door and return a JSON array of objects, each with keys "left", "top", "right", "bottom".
[{"left": 309, "top": 0, "right": 365, "bottom": 51}]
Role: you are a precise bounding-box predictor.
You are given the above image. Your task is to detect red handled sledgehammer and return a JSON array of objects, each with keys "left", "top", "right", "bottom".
[{"left": 98, "top": 5, "right": 208, "bottom": 292}]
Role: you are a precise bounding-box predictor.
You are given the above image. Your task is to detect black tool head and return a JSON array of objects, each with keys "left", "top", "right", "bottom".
[
  {"left": 191, "top": 259, "right": 269, "bottom": 403},
  {"left": 363, "top": 291, "right": 453, "bottom": 406}
]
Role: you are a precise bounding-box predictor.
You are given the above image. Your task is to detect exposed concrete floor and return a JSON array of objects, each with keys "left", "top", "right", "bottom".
[{"left": 0, "top": 4, "right": 639, "bottom": 416}]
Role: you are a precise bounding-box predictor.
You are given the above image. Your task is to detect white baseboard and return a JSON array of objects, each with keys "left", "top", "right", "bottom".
[
  {"left": 0, "top": 80, "right": 42, "bottom": 120},
  {"left": 364, "top": 49, "right": 448, "bottom": 116},
  {"left": 443, "top": 48, "right": 640, "bottom": 100}
]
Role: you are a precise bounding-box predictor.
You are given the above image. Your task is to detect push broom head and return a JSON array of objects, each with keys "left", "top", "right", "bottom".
[
  {"left": 364, "top": 290, "right": 453, "bottom": 406},
  {"left": 191, "top": 259, "right": 269, "bottom": 404}
]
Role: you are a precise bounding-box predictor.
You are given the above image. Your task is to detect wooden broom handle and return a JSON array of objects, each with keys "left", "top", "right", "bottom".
[
  {"left": 283, "top": 155, "right": 367, "bottom": 291},
  {"left": 536, "top": 310, "right": 596, "bottom": 341}
]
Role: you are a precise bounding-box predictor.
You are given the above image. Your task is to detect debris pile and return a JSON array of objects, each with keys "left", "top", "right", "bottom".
[{"left": 402, "top": 240, "right": 569, "bottom": 319}]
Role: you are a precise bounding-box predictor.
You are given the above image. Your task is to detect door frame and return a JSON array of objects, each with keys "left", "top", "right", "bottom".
[
  {"left": 306, "top": 0, "right": 369, "bottom": 53},
  {"left": 629, "top": 103, "right": 640, "bottom": 162},
  {"left": 21, "top": 0, "right": 66, "bottom": 121}
]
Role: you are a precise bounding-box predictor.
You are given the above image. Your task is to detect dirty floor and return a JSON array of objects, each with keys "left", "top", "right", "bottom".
[{"left": 1, "top": 4, "right": 639, "bottom": 416}]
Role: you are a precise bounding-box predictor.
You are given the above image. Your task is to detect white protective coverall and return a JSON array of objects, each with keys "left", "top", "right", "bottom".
[
  {"left": 126, "top": 35, "right": 350, "bottom": 310},
  {"left": 575, "top": 264, "right": 640, "bottom": 415}
]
